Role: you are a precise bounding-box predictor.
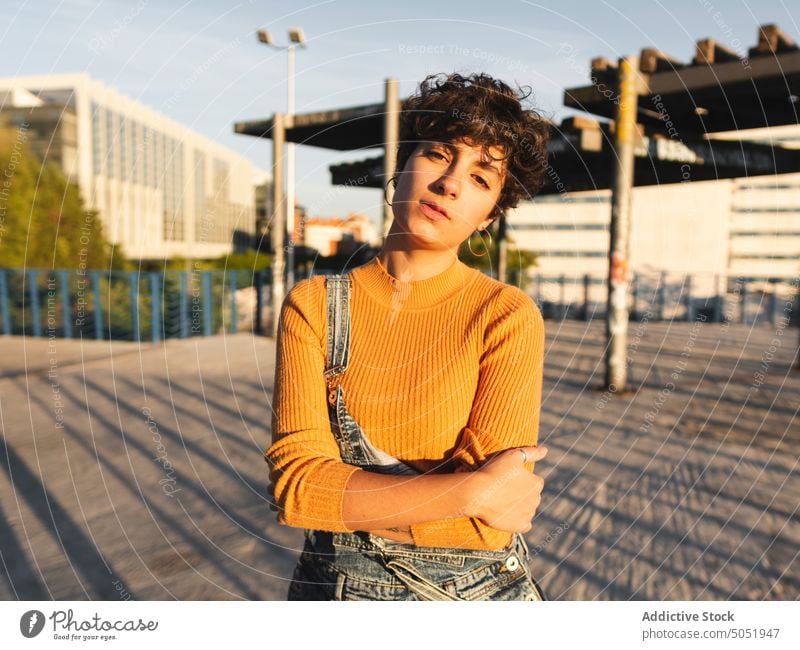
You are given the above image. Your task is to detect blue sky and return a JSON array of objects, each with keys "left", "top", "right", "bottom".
[{"left": 1, "top": 0, "right": 797, "bottom": 226}]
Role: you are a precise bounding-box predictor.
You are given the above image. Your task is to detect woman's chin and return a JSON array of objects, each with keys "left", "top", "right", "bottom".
[{"left": 387, "top": 221, "right": 442, "bottom": 247}]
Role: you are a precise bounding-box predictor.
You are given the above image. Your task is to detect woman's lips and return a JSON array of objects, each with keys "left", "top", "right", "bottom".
[{"left": 420, "top": 201, "right": 449, "bottom": 221}]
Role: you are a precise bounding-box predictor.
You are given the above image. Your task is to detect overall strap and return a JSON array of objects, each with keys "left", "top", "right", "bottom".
[{"left": 324, "top": 274, "right": 351, "bottom": 387}]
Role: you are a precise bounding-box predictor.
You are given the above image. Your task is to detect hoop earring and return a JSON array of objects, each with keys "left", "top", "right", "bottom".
[
  {"left": 383, "top": 179, "right": 395, "bottom": 208},
  {"left": 468, "top": 228, "right": 491, "bottom": 256}
]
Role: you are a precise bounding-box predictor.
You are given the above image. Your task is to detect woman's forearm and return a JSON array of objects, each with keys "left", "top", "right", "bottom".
[{"left": 341, "top": 469, "right": 479, "bottom": 531}]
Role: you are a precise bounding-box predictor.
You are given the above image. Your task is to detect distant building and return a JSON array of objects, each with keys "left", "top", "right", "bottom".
[
  {"left": 509, "top": 124, "right": 800, "bottom": 304},
  {"left": 302, "top": 213, "right": 379, "bottom": 256},
  {"left": 253, "top": 171, "right": 274, "bottom": 251},
  {"left": 0, "top": 73, "right": 263, "bottom": 259}
]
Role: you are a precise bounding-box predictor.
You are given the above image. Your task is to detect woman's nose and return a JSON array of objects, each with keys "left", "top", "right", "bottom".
[{"left": 434, "top": 172, "right": 460, "bottom": 197}]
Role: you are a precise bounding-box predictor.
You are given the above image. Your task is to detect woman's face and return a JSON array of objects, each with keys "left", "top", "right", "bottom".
[{"left": 390, "top": 137, "right": 506, "bottom": 251}]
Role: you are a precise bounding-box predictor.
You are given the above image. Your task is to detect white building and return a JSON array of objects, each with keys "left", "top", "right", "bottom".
[
  {"left": 0, "top": 73, "right": 261, "bottom": 259},
  {"left": 508, "top": 125, "right": 800, "bottom": 309}
]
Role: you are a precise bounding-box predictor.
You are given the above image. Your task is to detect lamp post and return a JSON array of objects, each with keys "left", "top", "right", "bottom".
[{"left": 257, "top": 26, "right": 306, "bottom": 292}]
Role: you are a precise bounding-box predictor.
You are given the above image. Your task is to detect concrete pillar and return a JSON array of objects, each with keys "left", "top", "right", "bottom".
[
  {"left": 605, "top": 55, "right": 640, "bottom": 393},
  {"left": 382, "top": 77, "right": 399, "bottom": 242}
]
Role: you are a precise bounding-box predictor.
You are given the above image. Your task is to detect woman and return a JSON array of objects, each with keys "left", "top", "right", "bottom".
[{"left": 265, "top": 71, "right": 551, "bottom": 600}]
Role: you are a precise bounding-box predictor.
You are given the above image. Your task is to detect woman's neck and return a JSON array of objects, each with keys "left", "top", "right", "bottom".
[{"left": 376, "top": 247, "right": 459, "bottom": 283}]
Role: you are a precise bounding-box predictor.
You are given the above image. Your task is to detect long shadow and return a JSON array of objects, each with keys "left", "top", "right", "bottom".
[
  {"left": 537, "top": 516, "right": 736, "bottom": 600},
  {"left": 544, "top": 484, "right": 788, "bottom": 595},
  {"left": 29, "top": 386, "right": 262, "bottom": 600},
  {"left": 667, "top": 384, "right": 799, "bottom": 421},
  {"left": 541, "top": 412, "right": 800, "bottom": 493},
  {"left": 551, "top": 327, "right": 787, "bottom": 359},
  {"left": 544, "top": 372, "right": 799, "bottom": 426},
  {"left": 541, "top": 379, "right": 796, "bottom": 458},
  {"left": 81, "top": 376, "right": 264, "bottom": 493},
  {"left": 0, "top": 483, "right": 49, "bottom": 599},
  {"left": 57, "top": 381, "right": 271, "bottom": 543},
  {"left": 531, "top": 546, "right": 638, "bottom": 600},
  {"left": 0, "top": 436, "right": 134, "bottom": 599},
  {"left": 546, "top": 437, "right": 800, "bottom": 525},
  {"left": 193, "top": 375, "right": 275, "bottom": 432},
  {"left": 119, "top": 375, "right": 263, "bottom": 456}
]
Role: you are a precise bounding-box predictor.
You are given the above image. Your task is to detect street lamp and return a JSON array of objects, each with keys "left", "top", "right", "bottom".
[{"left": 257, "top": 26, "right": 306, "bottom": 290}]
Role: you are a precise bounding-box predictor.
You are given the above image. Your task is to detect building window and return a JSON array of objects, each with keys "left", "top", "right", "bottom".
[
  {"left": 194, "top": 150, "right": 205, "bottom": 243},
  {"left": 538, "top": 251, "right": 607, "bottom": 258},
  {"left": 511, "top": 223, "right": 609, "bottom": 231},
  {"left": 119, "top": 116, "right": 129, "bottom": 182},
  {"left": 172, "top": 140, "right": 184, "bottom": 241},
  {"left": 162, "top": 136, "right": 174, "bottom": 240},
  {"left": 106, "top": 110, "right": 117, "bottom": 179},
  {"left": 91, "top": 102, "right": 104, "bottom": 177},
  {"left": 131, "top": 120, "right": 141, "bottom": 185},
  {"left": 146, "top": 127, "right": 156, "bottom": 188}
]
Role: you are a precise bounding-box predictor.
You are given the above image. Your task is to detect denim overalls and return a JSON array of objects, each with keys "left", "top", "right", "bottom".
[{"left": 287, "top": 274, "right": 546, "bottom": 601}]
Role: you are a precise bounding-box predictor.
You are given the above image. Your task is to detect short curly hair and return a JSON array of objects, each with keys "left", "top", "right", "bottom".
[{"left": 391, "top": 72, "right": 551, "bottom": 222}]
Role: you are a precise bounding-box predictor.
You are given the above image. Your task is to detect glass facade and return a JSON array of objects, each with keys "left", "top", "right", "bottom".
[{"left": 84, "top": 94, "right": 253, "bottom": 255}]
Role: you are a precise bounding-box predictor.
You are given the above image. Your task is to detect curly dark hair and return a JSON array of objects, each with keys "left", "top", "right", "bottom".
[{"left": 391, "top": 72, "right": 551, "bottom": 222}]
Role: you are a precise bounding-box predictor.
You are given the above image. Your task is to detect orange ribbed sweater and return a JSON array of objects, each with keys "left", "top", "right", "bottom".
[{"left": 265, "top": 254, "right": 545, "bottom": 551}]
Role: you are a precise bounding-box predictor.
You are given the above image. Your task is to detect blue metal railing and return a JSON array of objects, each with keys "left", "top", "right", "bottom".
[
  {"left": 522, "top": 271, "right": 799, "bottom": 326},
  {"left": 0, "top": 266, "right": 796, "bottom": 340},
  {"left": 0, "top": 268, "right": 273, "bottom": 341}
]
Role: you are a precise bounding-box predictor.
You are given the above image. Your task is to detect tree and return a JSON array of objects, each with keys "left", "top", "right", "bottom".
[
  {"left": 458, "top": 221, "right": 539, "bottom": 289},
  {"left": 0, "top": 126, "right": 120, "bottom": 270}
]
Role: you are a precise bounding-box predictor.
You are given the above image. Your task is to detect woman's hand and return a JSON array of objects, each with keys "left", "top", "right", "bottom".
[{"left": 463, "top": 445, "right": 548, "bottom": 533}]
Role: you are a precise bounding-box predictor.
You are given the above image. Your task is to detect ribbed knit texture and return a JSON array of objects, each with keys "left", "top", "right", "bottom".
[{"left": 265, "top": 254, "right": 545, "bottom": 550}]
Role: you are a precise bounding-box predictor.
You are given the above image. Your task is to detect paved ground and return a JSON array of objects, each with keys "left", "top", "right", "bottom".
[{"left": 0, "top": 318, "right": 797, "bottom": 600}]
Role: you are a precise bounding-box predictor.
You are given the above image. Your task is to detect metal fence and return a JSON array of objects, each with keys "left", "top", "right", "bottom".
[
  {"left": 0, "top": 268, "right": 273, "bottom": 341},
  {"left": 1, "top": 267, "right": 797, "bottom": 341},
  {"left": 517, "top": 271, "right": 799, "bottom": 326}
]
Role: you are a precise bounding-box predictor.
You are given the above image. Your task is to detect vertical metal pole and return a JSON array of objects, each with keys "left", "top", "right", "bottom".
[
  {"left": 714, "top": 273, "right": 723, "bottom": 323},
  {"left": 383, "top": 77, "right": 399, "bottom": 242},
  {"left": 632, "top": 272, "right": 639, "bottom": 321},
  {"left": 741, "top": 280, "right": 748, "bottom": 324},
  {"left": 129, "top": 272, "right": 140, "bottom": 342},
  {"left": 686, "top": 275, "right": 694, "bottom": 322},
  {"left": 229, "top": 271, "right": 238, "bottom": 334},
  {"left": 150, "top": 273, "right": 161, "bottom": 343},
  {"left": 604, "top": 55, "right": 640, "bottom": 392},
  {"left": 769, "top": 279, "right": 778, "bottom": 326},
  {"left": 202, "top": 271, "right": 212, "bottom": 336},
  {"left": 179, "top": 270, "right": 189, "bottom": 339},
  {"left": 271, "top": 112, "right": 286, "bottom": 338},
  {"left": 658, "top": 272, "right": 666, "bottom": 321},
  {"left": 255, "top": 269, "right": 264, "bottom": 335},
  {"left": 28, "top": 270, "right": 42, "bottom": 337},
  {"left": 286, "top": 44, "right": 296, "bottom": 291},
  {"left": 559, "top": 274, "right": 566, "bottom": 319},
  {"left": 58, "top": 270, "right": 72, "bottom": 338},
  {"left": 536, "top": 274, "right": 542, "bottom": 309},
  {"left": 91, "top": 271, "right": 103, "bottom": 340},
  {"left": 584, "top": 273, "right": 591, "bottom": 321},
  {"left": 0, "top": 270, "right": 11, "bottom": 336}
]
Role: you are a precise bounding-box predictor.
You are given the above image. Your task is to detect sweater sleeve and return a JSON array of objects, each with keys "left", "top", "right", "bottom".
[
  {"left": 409, "top": 286, "right": 546, "bottom": 549},
  {"left": 264, "top": 277, "right": 362, "bottom": 532}
]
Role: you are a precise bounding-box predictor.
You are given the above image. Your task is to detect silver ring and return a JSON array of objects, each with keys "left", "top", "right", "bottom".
[{"left": 519, "top": 448, "right": 528, "bottom": 464}]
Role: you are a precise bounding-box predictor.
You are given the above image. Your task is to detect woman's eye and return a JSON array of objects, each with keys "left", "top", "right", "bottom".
[
  {"left": 474, "top": 175, "right": 489, "bottom": 188},
  {"left": 427, "top": 150, "right": 446, "bottom": 160}
]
